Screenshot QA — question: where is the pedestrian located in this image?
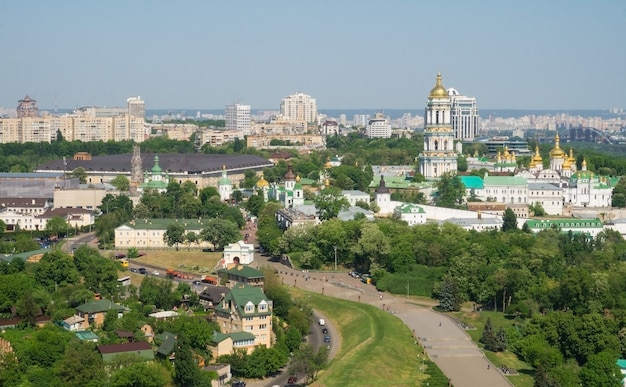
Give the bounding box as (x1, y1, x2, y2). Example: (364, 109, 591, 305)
(439, 321, 442, 327)
(487, 364, 490, 370)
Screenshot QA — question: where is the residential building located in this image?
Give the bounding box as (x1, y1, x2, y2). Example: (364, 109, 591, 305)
(217, 265, 265, 288)
(447, 88, 479, 141)
(482, 174, 528, 204)
(418, 73, 458, 178)
(321, 120, 339, 136)
(527, 182, 563, 215)
(17, 95, 38, 118)
(366, 112, 391, 138)
(98, 342, 154, 363)
(275, 206, 319, 230)
(213, 285, 273, 352)
(342, 190, 370, 206)
(280, 92, 317, 123)
(64, 299, 126, 331)
(127, 96, 145, 118)
(225, 104, 251, 135)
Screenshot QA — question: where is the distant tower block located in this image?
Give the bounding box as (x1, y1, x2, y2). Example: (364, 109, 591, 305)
(17, 95, 38, 118)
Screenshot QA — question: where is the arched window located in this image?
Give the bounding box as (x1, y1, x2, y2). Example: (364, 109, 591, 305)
(434, 140, 439, 150)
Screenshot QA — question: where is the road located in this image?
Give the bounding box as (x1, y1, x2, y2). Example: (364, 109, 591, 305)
(262, 257, 513, 387)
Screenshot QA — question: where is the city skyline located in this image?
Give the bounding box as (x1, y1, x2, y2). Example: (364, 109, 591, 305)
(2, 1, 625, 111)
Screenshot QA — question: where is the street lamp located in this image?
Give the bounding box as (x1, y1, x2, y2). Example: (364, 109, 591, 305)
(333, 245, 338, 272)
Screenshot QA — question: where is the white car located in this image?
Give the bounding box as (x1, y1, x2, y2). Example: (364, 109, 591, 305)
(152, 270, 160, 276)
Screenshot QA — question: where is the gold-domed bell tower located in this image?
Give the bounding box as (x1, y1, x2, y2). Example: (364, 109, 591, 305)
(418, 73, 458, 178)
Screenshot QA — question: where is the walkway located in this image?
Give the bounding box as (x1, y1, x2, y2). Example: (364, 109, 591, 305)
(270, 264, 512, 387)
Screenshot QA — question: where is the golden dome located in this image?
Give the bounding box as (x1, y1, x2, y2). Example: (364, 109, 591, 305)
(549, 134, 566, 159)
(532, 145, 543, 162)
(562, 158, 571, 169)
(256, 173, 269, 188)
(428, 73, 448, 99)
(296, 175, 301, 182)
(324, 178, 330, 188)
(529, 159, 536, 168)
(567, 148, 575, 163)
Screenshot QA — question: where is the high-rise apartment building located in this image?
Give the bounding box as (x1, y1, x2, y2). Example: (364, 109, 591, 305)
(127, 96, 145, 119)
(418, 73, 458, 178)
(225, 104, 251, 135)
(447, 88, 479, 141)
(280, 92, 317, 123)
(366, 112, 392, 138)
(17, 95, 38, 118)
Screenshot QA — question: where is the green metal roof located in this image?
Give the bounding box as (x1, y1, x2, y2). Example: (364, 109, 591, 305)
(617, 359, 626, 369)
(396, 203, 425, 214)
(215, 285, 271, 317)
(459, 176, 484, 189)
(156, 332, 177, 356)
(219, 265, 264, 279)
(75, 330, 99, 341)
(483, 175, 527, 186)
(369, 175, 435, 190)
(0, 248, 49, 263)
(524, 218, 603, 229)
(76, 299, 126, 314)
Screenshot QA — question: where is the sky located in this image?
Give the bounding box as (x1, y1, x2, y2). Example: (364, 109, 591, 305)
(2, 0, 625, 111)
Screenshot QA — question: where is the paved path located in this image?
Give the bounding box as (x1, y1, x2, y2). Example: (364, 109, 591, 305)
(268, 264, 512, 387)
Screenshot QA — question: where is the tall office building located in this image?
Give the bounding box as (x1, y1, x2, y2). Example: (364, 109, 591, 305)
(366, 112, 391, 138)
(280, 92, 317, 122)
(418, 73, 458, 178)
(17, 95, 38, 118)
(447, 88, 479, 141)
(225, 104, 251, 135)
(127, 96, 145, 119)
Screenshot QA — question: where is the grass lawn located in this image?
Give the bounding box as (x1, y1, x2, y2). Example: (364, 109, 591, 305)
(291, 289, 443, 387)
(116, 250, 223, 274)
(451, 310, 534, 387)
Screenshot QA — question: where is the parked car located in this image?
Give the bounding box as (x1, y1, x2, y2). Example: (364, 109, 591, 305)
(322, 328, 328, 334)
(287, 376, 297, 384)
(138, 268, 147, 275)
(192, 280, 201, 285)
(152, 270, 160, 276)
(130, 268, 138, 273)
(324, 335, 331, 343)
(232, 381, 246, 387)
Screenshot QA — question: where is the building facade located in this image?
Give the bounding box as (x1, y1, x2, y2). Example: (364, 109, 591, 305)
(366, 112, 392, 138)
(280, 92, 317, 123)
(447, 88, 479, 141)
(126, 97, 145, 118)
(418, 73, 458, 178)
(225, 104, 251, 135)
(17, 95, 38, 118)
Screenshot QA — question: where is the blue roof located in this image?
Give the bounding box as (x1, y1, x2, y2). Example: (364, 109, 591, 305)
(460, 176, 484, 189)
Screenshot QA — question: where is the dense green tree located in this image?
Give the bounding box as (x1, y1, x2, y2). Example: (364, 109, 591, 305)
(15, 291, 40, 327)
(173, 335, 212, 387)
(45, 216, 69, 238)
(70, 167, 88, 183)
(110, 175, 130, 191)
(139, 276, 177, 310)
(579, 351, 623, 387)
(163, 222, 186, 250)
(289, 343, 328, 384)
(200, 218, 240, 251)
(34, 250, 79, 291)
(185, 231, 199, 250)
(502, 208, 518, 232)
(457, 154, 468, 172)
(435, 172, 465, 208)
(245, 191, 265, 216)
(314, 186, 350, 220)
(437, 276, 462, 311)
(109, 361, 170, 387)
(56, 340, 104, 387)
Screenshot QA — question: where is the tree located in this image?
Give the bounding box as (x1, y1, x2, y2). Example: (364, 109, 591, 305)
(289, 343, 328, 384)
(109, 362, 170, 387)
(0, 219, 5, 237)
(457, 155, 468, 172)
(200, 218, 240, 251)
(45, 216, 69, 238)
(110, 175, 130, 191)
(173, 335, 212, 387)
(437, 276, 461, 311)
(70, 167, 88, 183)
(164, 222, 186, 250)
(314, 187, 350, 220)
(502, 208, 518, 232)
(579, 351, 623, 387)
(185, 231, 199, 251)
(232, 190, 243, 204)
(15, 291, 40, 327)
(56, 340, 104, 387)
(435, 172, 465, 208)
(245, 192, 265, 217)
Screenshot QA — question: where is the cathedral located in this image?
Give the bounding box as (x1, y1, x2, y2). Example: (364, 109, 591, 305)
(418, 73, 458, 178)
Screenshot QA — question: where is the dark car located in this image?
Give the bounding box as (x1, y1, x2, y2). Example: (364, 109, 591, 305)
(287, 376, 297, 384)
(232, 381, 246, 387)
(192, 280, 201, 285)
(138, 267, 147, 275)
(322, 328, 328, 334)
(130, 268, 138, 273)
(324, 335, 331, 343)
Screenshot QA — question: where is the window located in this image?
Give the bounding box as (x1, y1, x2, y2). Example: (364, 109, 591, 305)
(259, 324, 267, 329)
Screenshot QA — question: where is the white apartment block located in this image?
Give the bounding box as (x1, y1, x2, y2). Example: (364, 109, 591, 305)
(280, 92, 317, 123)
(225, 104, 251, 135)
(447, 88, 479, 141)
(127, 97, 145, 118)
(0, 115, 146, 144)
(366, 113, 392, 138)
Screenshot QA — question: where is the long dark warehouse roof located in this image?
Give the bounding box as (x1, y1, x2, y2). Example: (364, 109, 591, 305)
(35, 153, 273, 175)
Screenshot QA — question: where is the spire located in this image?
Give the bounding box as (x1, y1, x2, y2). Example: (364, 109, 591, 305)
(284, 163, 296, 181)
